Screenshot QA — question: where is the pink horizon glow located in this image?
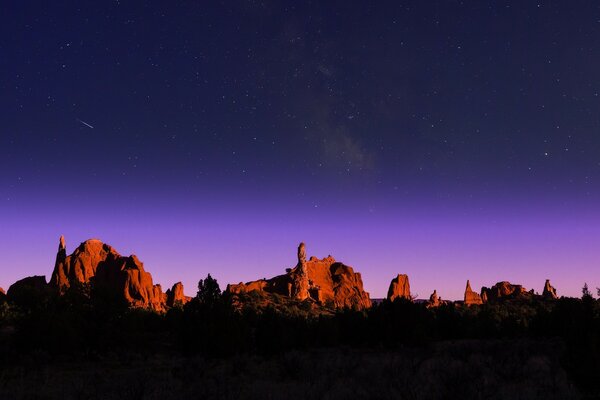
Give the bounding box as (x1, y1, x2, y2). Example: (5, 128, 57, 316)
(1, 192, 598, 301)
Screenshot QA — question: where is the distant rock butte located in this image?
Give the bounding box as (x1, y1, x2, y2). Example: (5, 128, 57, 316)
(464, 280, 483, 305)
(226, 242, 371, 310)
(543, 279, 558, 299)
(166, 282, 191, 307)
(427, 289, 441, 308)
(387, 274, 411, 301)
(50, 236, 186, 311)
(481, 281, 533, 302)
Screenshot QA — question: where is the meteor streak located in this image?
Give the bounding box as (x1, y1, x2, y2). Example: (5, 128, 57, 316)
(77, 118, 94, 129)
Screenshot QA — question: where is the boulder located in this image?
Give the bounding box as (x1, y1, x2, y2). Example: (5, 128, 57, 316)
(226, 242, 371, 310)
(481, 281, 531, 302)
(464, 280, 483, 305)
(49, 236, 166, 311)
(387, 274, 411, 301)
(542, 279, 558, 299)
(166, 282, 191, 307)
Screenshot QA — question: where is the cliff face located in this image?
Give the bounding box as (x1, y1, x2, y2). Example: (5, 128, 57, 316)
(464, 280, 483, 305)
(226, 243, 371, 310)
(387, 274, 411, 302)
(49, 236, 185, 311)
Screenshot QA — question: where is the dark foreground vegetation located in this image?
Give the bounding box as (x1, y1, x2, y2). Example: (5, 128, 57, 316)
(1, 276, 600, 399)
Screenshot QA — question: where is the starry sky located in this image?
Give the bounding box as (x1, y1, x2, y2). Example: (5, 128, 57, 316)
(1, 1, 600, 300)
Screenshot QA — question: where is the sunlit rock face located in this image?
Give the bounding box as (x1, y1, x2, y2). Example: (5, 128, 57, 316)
(542, 279, 558, 299)
(464, 280, 483, 305)
(51, 237, 112, 292)
(387, 274, 411, 302)
(166, 282, 191, 307)
(480, 281, 533, 302)
(226, 242, 371, 310)
(49, 236, 167, 311)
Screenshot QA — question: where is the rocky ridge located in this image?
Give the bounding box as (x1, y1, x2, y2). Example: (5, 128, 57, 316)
(226, 242, 371, 310)
(2, 237, 568, 313)
(7, 236, 189, 312)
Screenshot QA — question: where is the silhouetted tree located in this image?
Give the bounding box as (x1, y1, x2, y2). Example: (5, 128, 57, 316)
(196, 274, 222, 305)
(582, 283, 593, 299)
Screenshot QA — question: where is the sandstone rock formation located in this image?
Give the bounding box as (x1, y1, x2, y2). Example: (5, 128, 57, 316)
(427, 289, 441, 308)
(50, 236, 166, 311)
(166, 282, 191, 307)
(297, 242, 307, 265)
(291, 244, 310, 301)
(387, 274, 411, 302)
(464, 280, 483, 305)
(542, 279, 558, 299)
(226, 243, 371, 310)
(51, 237, 110, 292)
(0, 287, 5, 302)
(481, 281, 532, 302)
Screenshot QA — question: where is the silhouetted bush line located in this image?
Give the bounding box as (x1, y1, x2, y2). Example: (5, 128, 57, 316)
(1, 278, 600, 396)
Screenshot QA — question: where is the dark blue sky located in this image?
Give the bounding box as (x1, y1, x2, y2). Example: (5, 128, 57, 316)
(1, 1, 600, 299)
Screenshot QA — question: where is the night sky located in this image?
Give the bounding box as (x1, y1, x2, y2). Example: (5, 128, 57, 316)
(2, 1, 600, 300)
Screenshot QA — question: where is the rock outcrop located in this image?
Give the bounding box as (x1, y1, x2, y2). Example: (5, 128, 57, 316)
(291, 243, 310, 301)
(50, 236, 166, 311)
(51, 237, 110, 292)
(0, 287, 6, 302)
(464, 280, 483, 305)
(481, 281, 532, 302)
(7, 276, 49, 306)
(387, 274, 411, 302)
(542, 279, 558, 299)
(226, 242, 371, 310)
(166, 282, 191, 307)
(427, 289, 441, 308)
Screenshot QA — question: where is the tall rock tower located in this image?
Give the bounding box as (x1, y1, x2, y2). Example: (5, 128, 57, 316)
(464, 280, 483, 305)
(291, 242, 310, 300)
